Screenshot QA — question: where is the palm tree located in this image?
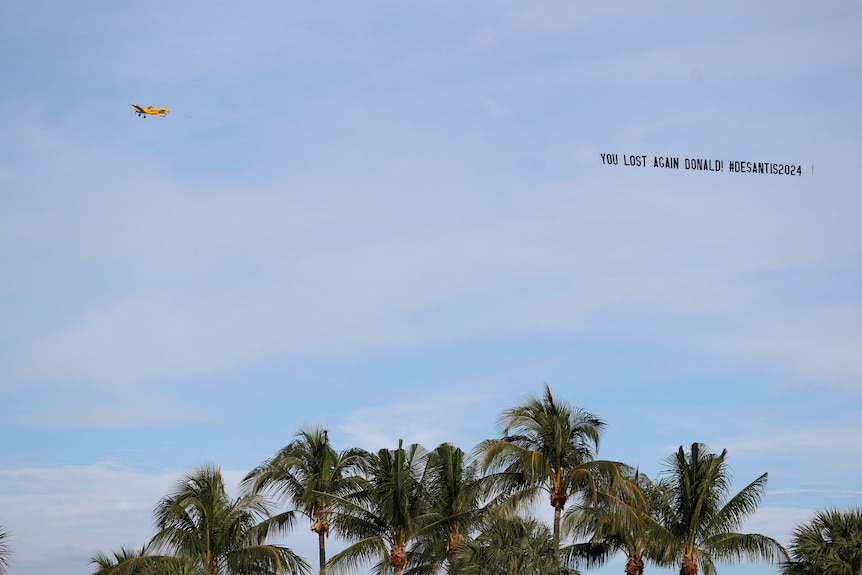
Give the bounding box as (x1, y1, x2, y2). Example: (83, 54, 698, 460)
(0, 527, 11, 575)
(419, 443, 487, 575)
(325, 440, 431, 575)
(91, 546, 207, 575)
(657, 442, 787, 575)
(458, 513, 576, 575)
(477, 384, 622, 549)
(149, 464, 309, 575)
(781, 508, 862, 575)
(92, 546, 149, 575)
(562, 469, 673, 575)
(243, 426, 367, 575)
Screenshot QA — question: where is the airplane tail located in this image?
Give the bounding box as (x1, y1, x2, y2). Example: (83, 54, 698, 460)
(162, 106, 169, 114)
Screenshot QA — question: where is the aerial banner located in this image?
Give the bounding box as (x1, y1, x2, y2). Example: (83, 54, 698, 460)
(600, 153, 809, 176)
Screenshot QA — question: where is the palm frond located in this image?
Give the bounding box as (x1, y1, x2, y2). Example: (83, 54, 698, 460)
(704, 532, 788, 565)
(326, 536, 389, 575)
(707, 472, 768, 535)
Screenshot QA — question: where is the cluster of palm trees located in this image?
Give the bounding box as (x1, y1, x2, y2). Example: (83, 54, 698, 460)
(88, 385, 858, 575)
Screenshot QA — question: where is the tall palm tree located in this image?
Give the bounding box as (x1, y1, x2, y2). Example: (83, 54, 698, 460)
(0, 527, 11, 575)
(657, 442, 787, 575)
(562, 470, 672, 575)
(419, 443, 487, 575)
(477, 384, 622, 549)
(781, 508, 862, 575)
(149, 464, 309, 575)
(243, 426, 367, 575)
(458, 513, 576, 575)
(325, 440, 431, 575)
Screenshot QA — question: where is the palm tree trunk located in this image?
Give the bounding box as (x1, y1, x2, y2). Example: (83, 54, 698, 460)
(550, 485, 567, 550)
(625, 554, 644, 575)
(552, 504, 563, 548)
(445, 530, 464, 575)
(680, 552, 698, 575)
(552, 503, 564, 573)
(312, 505, 330, 575)
(390, 540, 407, 575)
(318, 530, 326, 575)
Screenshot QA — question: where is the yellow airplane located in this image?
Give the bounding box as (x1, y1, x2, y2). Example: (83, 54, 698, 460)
(131, 103, 169, 118)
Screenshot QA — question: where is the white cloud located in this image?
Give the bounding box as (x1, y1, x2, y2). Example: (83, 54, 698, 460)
(0, 462, 175, 574)
(0, 462, 258, 575)
(339, 391, 496, 452)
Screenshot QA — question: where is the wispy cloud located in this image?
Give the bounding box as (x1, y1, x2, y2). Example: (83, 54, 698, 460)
(339, 391, 497, 452)
(0, 462, 258, 573)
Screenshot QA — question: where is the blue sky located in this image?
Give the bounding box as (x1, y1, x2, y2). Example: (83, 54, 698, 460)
(2, 1, 861, 574)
